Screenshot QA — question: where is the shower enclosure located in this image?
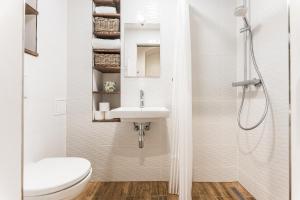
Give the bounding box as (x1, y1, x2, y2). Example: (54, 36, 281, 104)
(190, 0, 290, 199)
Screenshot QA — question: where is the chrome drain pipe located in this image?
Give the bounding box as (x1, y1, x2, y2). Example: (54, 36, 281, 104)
(134, 122, 151, 149)
(138, 124, 144, 148)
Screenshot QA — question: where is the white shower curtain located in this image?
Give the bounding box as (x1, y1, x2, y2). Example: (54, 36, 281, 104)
(169, 0, 193, 199)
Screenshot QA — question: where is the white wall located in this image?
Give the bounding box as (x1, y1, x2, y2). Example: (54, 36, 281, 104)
(67, 0, 175, 181)
(291, 0, 300, 199)
(190, 0, 238, 182)
(0, 0, 23, 199)
(24, 0, 67, 163)
(236, 0, 290, 199)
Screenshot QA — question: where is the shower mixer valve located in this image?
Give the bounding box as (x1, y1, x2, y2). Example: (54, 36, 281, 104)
(232, 78, 262, 88)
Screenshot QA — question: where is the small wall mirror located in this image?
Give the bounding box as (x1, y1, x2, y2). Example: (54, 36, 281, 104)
(124, 23, 160, 77)
(136, 44, 160, 77)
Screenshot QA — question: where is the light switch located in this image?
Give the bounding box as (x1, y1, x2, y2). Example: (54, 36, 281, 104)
(54, 99, 66, 116)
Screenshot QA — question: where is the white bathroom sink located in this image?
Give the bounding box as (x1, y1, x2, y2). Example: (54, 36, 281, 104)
(108, 107, 169, 122)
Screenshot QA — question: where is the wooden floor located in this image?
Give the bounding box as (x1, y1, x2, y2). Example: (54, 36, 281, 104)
(76, 181, 255, 200)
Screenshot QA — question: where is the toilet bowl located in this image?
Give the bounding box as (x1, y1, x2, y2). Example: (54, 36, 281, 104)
(24, 157, 92, 200)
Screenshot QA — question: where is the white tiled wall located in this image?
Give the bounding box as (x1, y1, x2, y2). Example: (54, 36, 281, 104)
(190, 0, 239, 182)
(24, 0, 67, 163)
(291, 1, 300, 199)
(67, 0, 175, 181)
(236, 0, 290, 199)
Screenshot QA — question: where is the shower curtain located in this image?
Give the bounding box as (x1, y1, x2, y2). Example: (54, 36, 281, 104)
(169, 0, 193, 199)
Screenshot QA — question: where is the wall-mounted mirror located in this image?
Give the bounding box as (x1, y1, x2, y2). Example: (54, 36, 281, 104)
(124, 23, 160, 77)
(136, 44, 160, 77)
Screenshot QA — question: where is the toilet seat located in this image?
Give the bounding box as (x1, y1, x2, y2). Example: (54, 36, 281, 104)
(24, 157, 92, 199)
(24, 169, 92, 200)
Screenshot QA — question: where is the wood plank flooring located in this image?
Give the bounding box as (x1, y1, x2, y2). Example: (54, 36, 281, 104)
(76, 182, 255, 200)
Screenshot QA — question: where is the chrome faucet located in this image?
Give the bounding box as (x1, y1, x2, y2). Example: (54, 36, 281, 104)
(140, 90, 144, 108)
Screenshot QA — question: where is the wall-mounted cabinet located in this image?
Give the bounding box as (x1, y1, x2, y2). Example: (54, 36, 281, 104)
(25, 0, 38, 57)
(92, 0, 121, 122)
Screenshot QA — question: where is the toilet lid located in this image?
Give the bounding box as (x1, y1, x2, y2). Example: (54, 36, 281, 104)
(24, 157, 91, 197)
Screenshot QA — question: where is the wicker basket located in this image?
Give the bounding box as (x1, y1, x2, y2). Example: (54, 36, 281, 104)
(94, 53, 120, 67)
(94, 17, 119, 32)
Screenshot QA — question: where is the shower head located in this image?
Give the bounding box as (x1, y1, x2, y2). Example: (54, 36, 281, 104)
(234, 5, 250, 28)
(234, 6, 248, 17)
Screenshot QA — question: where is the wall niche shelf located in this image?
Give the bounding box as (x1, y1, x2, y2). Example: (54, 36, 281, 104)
(93, 13, 120, 18)
(93, 91, 120, 95)
(94, 65, 120, 73)
(25, 3, 38, 15)
(92, 0, 121, 123)
(25, 1, 39, 57)
(94, 31, 121, 39)
(93, 119, 121, 123)
(93, 0, 120, 7)
(25, 48, 39, 57)
(93, 49, 120, 53)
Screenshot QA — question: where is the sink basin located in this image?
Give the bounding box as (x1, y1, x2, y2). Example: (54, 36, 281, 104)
(108, 107, 170, 122)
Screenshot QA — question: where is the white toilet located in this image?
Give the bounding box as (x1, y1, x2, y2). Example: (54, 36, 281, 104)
(23, 157, 92, 200)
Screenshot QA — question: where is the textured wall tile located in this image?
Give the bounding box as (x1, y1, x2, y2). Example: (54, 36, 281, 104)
(193, 145, 237, 168)
(193, 166, 238, 182)
(236, 0, 290, 199)
(190, 0, 239, 182)
(91, 167, 162, 182)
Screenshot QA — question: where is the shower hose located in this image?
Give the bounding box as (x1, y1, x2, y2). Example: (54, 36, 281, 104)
(238, 28, 270, 131)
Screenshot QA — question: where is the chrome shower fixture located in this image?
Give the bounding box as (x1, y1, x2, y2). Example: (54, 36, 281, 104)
(234, 5, 250, 33)
(232, 78, 262, 88)
(140, 89, 145, 108)
(232, 4, 270, 131)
